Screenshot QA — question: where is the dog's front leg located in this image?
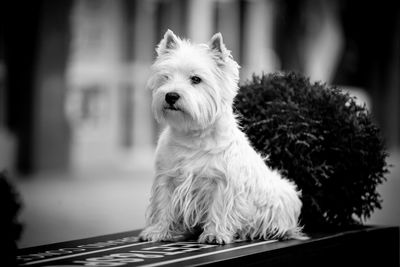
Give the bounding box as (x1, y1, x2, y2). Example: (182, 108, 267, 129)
(198, 182, 236, 244)
(139, 175, 177, 242)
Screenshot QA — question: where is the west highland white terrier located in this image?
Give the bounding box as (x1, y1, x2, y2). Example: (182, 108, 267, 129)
(139, 30, 305, 244)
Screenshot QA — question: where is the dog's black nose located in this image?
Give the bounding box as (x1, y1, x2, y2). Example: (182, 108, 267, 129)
(165, 92, 180, 105)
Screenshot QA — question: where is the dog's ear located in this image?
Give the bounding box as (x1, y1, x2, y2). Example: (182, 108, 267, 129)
(157, 29, 180, 56)
(208, 33, 229, 60)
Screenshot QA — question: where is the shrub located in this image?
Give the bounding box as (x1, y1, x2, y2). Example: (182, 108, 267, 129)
(0, 171, 22, 266)
(235, 72, 389, 229)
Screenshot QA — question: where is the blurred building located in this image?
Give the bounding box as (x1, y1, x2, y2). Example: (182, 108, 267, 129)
(1, 0, 399, 175)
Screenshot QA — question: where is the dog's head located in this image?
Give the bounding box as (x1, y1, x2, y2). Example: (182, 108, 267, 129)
(148, 30, 240, 132)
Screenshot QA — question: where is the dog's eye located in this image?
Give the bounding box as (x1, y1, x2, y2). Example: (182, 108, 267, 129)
(190, 76, 202, 85)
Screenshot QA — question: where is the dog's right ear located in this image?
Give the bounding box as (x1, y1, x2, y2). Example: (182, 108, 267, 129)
(156, 29, 180, 56)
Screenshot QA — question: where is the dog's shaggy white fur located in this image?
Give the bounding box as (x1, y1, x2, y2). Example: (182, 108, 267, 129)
(139, 30, 304, 244)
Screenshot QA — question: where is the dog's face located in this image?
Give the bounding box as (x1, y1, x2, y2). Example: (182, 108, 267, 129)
(148, 30, 240, 132)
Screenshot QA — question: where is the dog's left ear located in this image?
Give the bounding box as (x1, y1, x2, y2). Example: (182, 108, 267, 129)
(208, 33, 229, 61)
(157, 29, 180, 56)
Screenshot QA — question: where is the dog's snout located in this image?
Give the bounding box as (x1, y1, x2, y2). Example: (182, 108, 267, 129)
(165, 92, 180, 105)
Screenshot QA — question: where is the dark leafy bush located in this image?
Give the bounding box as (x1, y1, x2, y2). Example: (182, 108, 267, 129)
(235, 72, 389, 229)
(0, 171, 22, 266)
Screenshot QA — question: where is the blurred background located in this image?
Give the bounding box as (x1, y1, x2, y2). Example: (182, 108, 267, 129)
(0, 0, 399, 248)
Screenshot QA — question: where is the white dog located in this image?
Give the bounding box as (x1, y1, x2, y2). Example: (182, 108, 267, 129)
(139, 30, 304, 244)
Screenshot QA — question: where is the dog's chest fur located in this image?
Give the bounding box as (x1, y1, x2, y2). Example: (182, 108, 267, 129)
(156, 128, 231, 228)
(156, 127, 232, 180)
(172, 152, 222, 229)
(162, 139, 226, 190)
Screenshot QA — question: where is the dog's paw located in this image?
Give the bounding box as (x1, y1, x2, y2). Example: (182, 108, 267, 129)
(139, 226, 174, 242)
(198, 232, 233, 245)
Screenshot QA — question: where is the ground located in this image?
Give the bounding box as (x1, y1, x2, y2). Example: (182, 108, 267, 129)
(15, 149, 399, 248)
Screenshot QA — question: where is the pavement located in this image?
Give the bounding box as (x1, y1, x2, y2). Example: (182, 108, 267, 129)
(14, 148, 399, 249)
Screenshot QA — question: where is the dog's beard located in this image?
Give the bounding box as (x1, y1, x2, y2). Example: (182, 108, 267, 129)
(161, 103, 193, 130)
